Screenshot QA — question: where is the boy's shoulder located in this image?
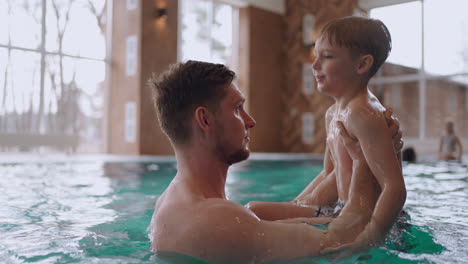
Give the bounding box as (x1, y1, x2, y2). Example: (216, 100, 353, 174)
(348, 101, 381, 119)
(348, 92, 384, 118)
(346, 97, 386, 136)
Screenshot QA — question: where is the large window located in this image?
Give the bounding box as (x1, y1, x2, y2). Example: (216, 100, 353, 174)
(178, 0, 238, 70)
(371, 1, 422, 70)
(0, 0, 107, 153)
(367, 0, 468, 139)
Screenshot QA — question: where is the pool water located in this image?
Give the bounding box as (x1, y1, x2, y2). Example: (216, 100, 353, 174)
(1, 158, 467, 263)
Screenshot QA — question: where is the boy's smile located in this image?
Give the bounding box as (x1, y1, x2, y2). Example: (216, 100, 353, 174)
(312, 37, 361, 98)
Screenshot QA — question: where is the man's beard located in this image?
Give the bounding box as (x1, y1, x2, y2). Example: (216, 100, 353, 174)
(214, 127, 250, 165)
(225, 147, 250, 165)
(215, 139, 250, 165)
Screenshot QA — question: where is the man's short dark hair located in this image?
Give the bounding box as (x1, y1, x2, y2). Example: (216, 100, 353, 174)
(148, 60, 235, 145)
(318, 16, 392, 78)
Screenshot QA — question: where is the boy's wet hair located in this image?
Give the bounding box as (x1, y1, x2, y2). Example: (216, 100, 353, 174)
(148, 60, 235, 145)
(318, 16, 392, 78)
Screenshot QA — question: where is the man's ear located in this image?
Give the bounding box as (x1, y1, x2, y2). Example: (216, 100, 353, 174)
(356, 54, 374, 75)
(194, 106, 212, 132)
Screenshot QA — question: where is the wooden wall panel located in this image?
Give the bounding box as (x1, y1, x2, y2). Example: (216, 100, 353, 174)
(108, 0, 141, 154)
(240, 7, 286, 152)
(283, 0, 357, 153)
(139, 0, 178, 155)
(108, 0, 362, 155)
(108, 0, 177, 155)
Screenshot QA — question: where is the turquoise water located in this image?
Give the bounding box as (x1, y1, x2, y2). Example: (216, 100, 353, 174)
(0, 158, 467, 263)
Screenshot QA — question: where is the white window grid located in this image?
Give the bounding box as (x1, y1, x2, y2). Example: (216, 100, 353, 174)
(361, 0, 468, 139)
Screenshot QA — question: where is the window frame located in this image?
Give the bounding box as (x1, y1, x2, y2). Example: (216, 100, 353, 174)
(0, 0, 109, 153)
(362, 0, 468, 140)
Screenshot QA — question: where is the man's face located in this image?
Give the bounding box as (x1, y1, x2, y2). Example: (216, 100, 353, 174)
(212, 84, 256, 165)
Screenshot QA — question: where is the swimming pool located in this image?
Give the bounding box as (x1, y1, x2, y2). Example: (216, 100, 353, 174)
(1, 156, 467, 263)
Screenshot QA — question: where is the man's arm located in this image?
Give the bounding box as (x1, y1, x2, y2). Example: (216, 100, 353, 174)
(245, 201, 319, 221)
(346, 109, 406, 243)
(245, 148, 336, 220)
(191, 199, 326, 264)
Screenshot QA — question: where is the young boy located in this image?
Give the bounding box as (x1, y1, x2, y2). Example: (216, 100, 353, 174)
(248, 16, 406, 251)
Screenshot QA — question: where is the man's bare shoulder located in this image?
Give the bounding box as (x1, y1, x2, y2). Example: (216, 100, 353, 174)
(192, 198, 260, 229)
(152, 197, 260, 263)
(154, 190, 259, 234)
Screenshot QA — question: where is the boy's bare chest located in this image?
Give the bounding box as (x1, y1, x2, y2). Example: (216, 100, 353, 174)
(327, 115, 353, 200)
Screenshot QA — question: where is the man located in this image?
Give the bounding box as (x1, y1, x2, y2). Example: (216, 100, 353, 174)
(148, 60, 401, 263)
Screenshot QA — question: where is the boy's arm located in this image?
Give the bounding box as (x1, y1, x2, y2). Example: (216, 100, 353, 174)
(295, 147, 338, 205)
(295, 108, 400, 205)
(346, 109, 406, 244)
(247, 148, 336, 220)
(296, 106, 337, 204)
(247, 110, 401, 221)
(301, 169, 338, 206)
(249, 117, 401, 221)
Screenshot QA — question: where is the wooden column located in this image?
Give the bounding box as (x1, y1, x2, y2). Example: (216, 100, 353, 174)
(238, 6, 286, 152)
(108, 0, 177, 155)
(283, 0, 357, 153)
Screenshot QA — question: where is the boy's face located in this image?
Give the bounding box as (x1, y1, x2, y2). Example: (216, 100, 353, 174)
(312, 37, 361, 97)
(212, 83, 256, 165)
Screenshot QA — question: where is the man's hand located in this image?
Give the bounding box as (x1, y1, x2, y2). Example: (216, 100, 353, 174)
(337, 121, 364, 161)
(337, 109, 403, 162)
(384, 109, 404, 156)
(321, 220, 383, 260)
